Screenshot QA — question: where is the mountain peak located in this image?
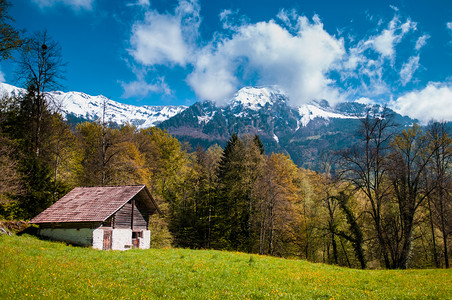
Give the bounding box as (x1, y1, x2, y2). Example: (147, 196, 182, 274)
(230, 86, 286, 110)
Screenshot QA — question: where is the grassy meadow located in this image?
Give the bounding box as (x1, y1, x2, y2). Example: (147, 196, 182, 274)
(1, 234, 451, 299)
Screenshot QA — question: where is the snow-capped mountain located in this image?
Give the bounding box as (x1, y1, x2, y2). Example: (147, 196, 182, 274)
(0, 83, 187, 128)
(158, 86, 414, 168)
(0, 83, 414, 169)
(160, 86, 380, 141)
(188, 86, 374, 130)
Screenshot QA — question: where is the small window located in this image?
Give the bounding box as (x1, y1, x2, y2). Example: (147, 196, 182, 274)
(132, 231, 142, 239)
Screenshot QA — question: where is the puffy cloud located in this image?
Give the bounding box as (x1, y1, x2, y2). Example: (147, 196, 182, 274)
(354, 97, 375, 105)
(390, 83, 452, 124)
(31, 0, 93, 10)
(120, 78, 172, 98)
(128, 0, 200, 67)
(373, 29, 397, 58)
(186, 46, 239, 104)
(448, 22, 452, 31)
(189, 15, 345, 104)
(400, 55, 420, 86)
(125, 4, 435, 108)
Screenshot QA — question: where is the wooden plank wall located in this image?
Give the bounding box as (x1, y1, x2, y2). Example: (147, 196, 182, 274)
(113, 198, 148, 229)
(133, 204, 147, 229)
(114, 202, 132, 228)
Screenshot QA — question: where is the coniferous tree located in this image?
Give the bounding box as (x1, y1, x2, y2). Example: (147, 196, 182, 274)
(213, 133, 244, 250)
(213, 134, 265, 252)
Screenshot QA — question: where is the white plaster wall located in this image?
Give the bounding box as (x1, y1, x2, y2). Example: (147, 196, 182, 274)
(39, 228, 94, 246)
(112, 229, 132, 251)
(92, 228, 104, 250)
(140, 230, 151, 249)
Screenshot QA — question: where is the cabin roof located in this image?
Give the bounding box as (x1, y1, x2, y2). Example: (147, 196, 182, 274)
(30, 185, 161, 224)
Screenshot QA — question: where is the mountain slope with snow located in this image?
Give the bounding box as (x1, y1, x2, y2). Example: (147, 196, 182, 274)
(0, 83, 187, 128)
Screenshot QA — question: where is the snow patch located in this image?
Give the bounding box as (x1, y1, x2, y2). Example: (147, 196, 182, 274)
(298, 104, 359, 127)
(197, 111, 216, 125)
(231, 87, 276, 110)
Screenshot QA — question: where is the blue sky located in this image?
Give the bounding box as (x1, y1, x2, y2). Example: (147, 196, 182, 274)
(2, 0, 452, 123)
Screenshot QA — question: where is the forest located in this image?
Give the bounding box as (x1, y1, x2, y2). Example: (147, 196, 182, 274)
(0, 1, 450, 270)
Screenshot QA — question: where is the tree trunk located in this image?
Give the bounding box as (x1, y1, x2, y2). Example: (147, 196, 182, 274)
(331, 232, 338, 265)
(443, 232, 449, 269)
(398, 210, 415, 269)
(428, 197, 440, 267)
(268, 194, 274, 255)
(374, 216, 391, 268)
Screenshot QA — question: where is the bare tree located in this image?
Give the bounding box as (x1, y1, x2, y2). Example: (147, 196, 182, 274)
(426, 122, 452, 268)
(387, 124, 439, 269)
(16, 30, 65, 157)
(339, 107, 395, 268)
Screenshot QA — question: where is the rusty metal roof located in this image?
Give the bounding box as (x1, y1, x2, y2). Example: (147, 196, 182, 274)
(30, 185, 158, 224)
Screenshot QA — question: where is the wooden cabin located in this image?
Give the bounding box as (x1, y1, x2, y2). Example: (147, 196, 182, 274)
(30, 185, 161, 250)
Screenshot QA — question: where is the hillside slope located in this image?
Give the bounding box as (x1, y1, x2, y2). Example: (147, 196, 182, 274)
(1, 234, 450, 299)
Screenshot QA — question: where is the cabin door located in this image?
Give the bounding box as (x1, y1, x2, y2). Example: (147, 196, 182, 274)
(132, 231, 142, 248)
(103, 230, 112, 250)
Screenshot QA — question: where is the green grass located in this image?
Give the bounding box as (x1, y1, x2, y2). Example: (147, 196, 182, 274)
(1, 234, 451, 299)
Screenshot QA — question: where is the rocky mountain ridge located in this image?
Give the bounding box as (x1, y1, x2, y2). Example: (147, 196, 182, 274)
(157, 86, 414, 168)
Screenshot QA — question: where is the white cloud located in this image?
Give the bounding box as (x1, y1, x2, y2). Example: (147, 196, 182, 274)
(120, 78, 172, 98)
(389, 5, 399, 12)
(390, 83, 452, 124)
(31, 0, 93, 10)
(186, 46, 238, 104)
(354, 97, 375, 105)
(188, 15, 346, 104)
(127, 0, 150, 7)
(129, 13, 188, 66)
(415, 34, 429, 51)
(339, 14, 421, 100)
(400, 55, 420, 86)
(369, 16, 416, 60)
(125, 4, 434, 107)
(128, 0, 200, 67)
(0, 69, 5, 82)
(373, 29, 397, 58)
(448, 22, 452, 31)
